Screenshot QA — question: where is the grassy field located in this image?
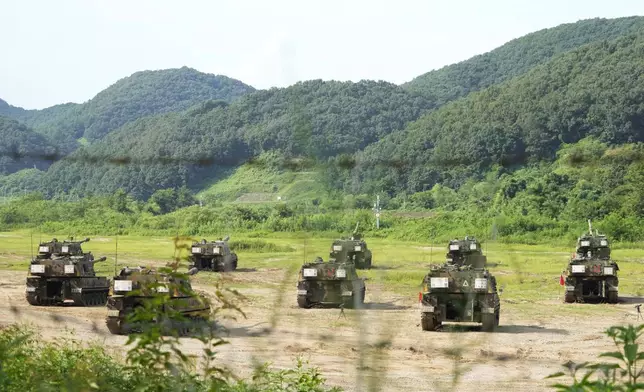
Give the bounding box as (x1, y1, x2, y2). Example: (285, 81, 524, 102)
(196, 162, 324, 204)
(3, 229, 644, 306)
(3, 230, 644, 391)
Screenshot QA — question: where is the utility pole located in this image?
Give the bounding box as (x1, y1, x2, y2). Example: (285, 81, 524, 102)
(372, 195, 381, 229)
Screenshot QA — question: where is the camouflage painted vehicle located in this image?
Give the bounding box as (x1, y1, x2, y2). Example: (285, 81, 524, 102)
(296, 257, 366, 308)
(25, 237, 109, 306)
(419, 236, 500, 332)
(189, 236, 238, 272)
(105, 266, 211, 335)
(563, 220, 619, 304)
(329, 223, 372, 269)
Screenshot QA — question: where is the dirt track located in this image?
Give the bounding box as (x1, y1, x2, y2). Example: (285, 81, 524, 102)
(1, 269, 641, 392)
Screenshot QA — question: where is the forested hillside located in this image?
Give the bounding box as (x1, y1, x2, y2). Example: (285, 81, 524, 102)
(2, 16, 644, 244)
(0, 67, 255, 144)
(37, 80, 431, 199)
(354, 31, 644, 195)
(0, 116, 57, 175)
(404, 16, 644, 107)
(0, 99, 28, 118)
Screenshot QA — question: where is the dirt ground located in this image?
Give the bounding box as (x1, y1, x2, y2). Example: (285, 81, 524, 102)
(1, 269, 641, 392)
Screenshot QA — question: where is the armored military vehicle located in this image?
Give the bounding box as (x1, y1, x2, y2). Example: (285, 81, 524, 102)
(419, 236, 500, 332)
(563, 220, 619, 303)
(25, 237, 109, 306)
(329, 223, 372, 269)
(296, 257, 366, 308)
(105, 266, 211, 335)
(189, 236, 238, 272)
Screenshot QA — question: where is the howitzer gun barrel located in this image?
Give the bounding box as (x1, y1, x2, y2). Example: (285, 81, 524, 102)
(65, 237, 91, 244)
(94, 256, 107, 262)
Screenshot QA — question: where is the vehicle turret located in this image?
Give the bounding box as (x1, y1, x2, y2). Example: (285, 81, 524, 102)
(329, 223, 373, 269)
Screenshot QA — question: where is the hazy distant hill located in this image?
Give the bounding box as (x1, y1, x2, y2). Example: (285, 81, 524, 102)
(404, 16, 644, 107)
(0, 67, 255, 144)
(39, 80, 432, 198)
(0, 116, 57, 175)
(3, 16, 644, 205)
(0, 99, 28, 118)
(356, 31, 644, 194)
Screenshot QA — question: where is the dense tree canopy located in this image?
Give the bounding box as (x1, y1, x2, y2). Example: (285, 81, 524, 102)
(2, 14, 644, 227)
(404, 16, 644, 107)
(0, 116, 57, 175)
(355, 32, 644, 195)
(0, 67, 255, 144)
(0, 99, 28, 118)
(37, 80, 431, 198)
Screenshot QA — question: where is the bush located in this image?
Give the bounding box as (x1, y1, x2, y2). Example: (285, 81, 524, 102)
(547, 324, 644, 391)
(0, 324, 341, 392)
(0, 257, 341, 392)
(228, 239, 295, 253)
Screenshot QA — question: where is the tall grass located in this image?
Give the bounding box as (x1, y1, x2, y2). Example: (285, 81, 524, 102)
(0, 324, 341, 392)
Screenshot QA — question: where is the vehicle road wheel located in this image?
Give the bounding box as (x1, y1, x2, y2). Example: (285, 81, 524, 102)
(607, 290, 618, 304)
(564, 292, 576, 303)
(106, 317, 124, 335)
(26, 294, 40, 306)
(297, 295, 310, 308)
(232, 258, 238, 271)
(421, 313, 437, 331)
(481, 312, 497, 332)
(360, 288, 366, 304)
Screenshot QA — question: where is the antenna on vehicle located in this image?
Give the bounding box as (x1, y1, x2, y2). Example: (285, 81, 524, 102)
(30, 231, 34, 261)
(114, 233, 118, 276)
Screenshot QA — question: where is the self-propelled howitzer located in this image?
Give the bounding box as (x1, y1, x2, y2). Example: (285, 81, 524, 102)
(419, 236, 500, 332)
(189, 236, 238, 272)
(328, 223, 373, 269)
(25, 237, 110, 306)
(105, 266, 211, 335)
(563, 220, 619, 303)
(296, 257, 366, 308)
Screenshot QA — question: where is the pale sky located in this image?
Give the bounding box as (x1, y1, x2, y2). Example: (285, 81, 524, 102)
(2, 0, 643, 109)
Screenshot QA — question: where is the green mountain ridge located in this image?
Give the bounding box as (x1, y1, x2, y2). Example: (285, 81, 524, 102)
(0, 98, 28, 118)
(354, 31, 644, 195)
(0, 67, 255, 145)
(1, 16, 644, 211)
(403, 16, 644, 106)
(0, 116, 57, 175)
(37, 80, 432, 199)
